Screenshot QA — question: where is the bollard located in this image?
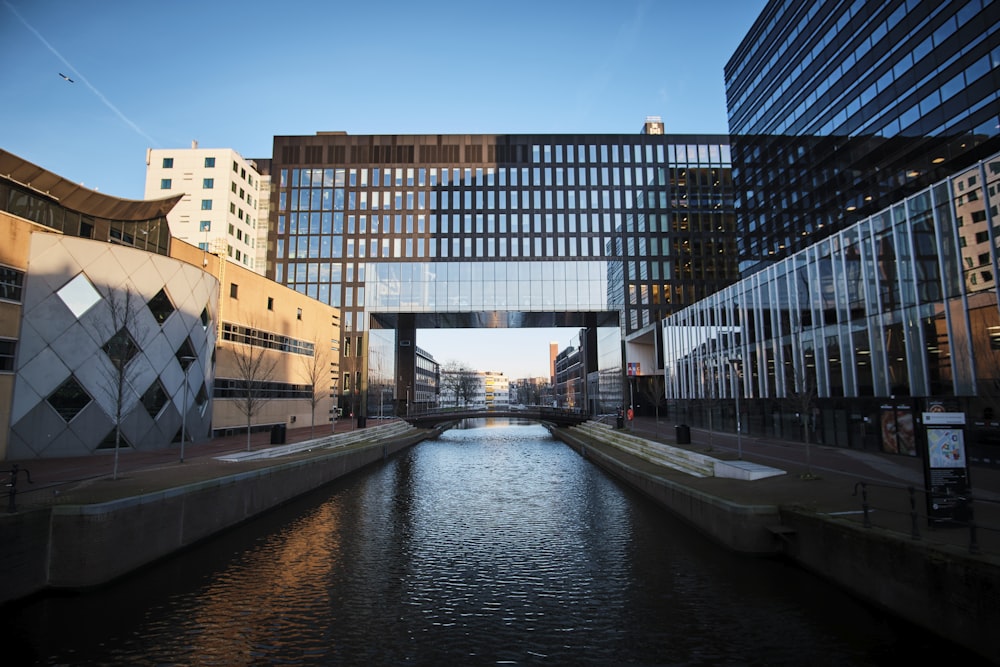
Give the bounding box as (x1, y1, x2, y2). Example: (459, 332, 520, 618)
(969, 520, 980, 555)
(4, 464, 33, 513)
(908, 487, 921, 540)
(853, 482, 871, 528)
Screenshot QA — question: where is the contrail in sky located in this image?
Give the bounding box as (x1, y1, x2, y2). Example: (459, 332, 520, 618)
(4, 1, 161, 147)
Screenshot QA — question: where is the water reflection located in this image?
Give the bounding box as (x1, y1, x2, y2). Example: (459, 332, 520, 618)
(1, 421, 981, 665)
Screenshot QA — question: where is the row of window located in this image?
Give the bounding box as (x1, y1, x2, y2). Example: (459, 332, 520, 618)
(278, 145, 730, 191)
(278, 212, 733, 239)
(0, 265, 25, 302)
(213, 378, 312, 400)
(281, 166, 725, 194)
(220, 321, 314, 356)
(160, 155, 256, 187)
(278, 187, 727, 215)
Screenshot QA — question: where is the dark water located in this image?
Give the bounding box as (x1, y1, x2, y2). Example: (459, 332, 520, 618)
(0, 420, 985, 665)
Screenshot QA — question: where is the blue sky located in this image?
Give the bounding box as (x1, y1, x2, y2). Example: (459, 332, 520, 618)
(1, 0, 767, 378)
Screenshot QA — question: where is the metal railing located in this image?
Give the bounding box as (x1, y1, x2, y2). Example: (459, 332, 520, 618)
(3, 464, 32, 513)
(851, 481, 997, 555)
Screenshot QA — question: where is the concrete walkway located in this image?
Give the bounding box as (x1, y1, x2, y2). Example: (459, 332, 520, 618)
(619, 416, 1000, 555)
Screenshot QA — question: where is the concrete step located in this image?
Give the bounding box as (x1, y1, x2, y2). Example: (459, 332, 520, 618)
(571, 421, 715, 478)
(217, 420, 416, 462)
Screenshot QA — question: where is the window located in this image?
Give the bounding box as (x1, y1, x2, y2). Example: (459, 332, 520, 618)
(267, 296, 274, 310)
(204, 157, 216, 168)
(57, 274, 101, 318)
(203, 178, 214, 189)
(0, 339, 15, 372)
(47, 377, 92, 421)
(230, 283, 239, 299)
(147, 288, 175, 324)
(296, 307, 302, 321)
(199, 220, 211, 232)
(201, 199, 212, 210)
(160, 178, 172, 189)
(162, 157, 173, 168)
(0, 266, 25, 302)
(141, 380, 168, 418)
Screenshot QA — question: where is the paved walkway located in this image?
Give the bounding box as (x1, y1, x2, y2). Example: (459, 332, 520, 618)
(620, 416, 1000, 555)
(4, 415, 998, 556)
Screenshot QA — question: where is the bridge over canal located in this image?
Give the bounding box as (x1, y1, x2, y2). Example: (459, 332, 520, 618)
(403, 407, 591, 428)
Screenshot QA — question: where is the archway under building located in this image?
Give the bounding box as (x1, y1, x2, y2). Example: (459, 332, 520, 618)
(360, 310, 623, 422)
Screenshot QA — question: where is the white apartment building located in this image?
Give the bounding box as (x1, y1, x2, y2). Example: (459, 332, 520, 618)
(439, 369, 510, 409)
(479, 371, 510, 408)
(144, 145, 264, 273)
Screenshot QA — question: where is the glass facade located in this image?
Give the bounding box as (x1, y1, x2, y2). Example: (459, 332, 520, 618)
(727, 0, 1000, 274)
(268, 133, 736, 413)
(662, 152, 1000, 462)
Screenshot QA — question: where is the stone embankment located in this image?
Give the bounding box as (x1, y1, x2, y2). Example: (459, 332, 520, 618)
(0, 421, 434, 605)
(550, 420, 1000, 665)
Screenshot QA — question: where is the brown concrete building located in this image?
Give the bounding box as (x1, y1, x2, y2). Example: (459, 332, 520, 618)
(0, 149, 339, 458)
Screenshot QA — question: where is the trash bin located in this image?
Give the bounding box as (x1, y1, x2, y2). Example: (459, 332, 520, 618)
(616, 416, 624, 429)
(357, 415, 367, 428)
(270, 423, 287, 444)
(675, 424, 691, 444)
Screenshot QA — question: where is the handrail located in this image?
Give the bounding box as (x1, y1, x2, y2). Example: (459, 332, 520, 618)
(851, 480, 996, 555)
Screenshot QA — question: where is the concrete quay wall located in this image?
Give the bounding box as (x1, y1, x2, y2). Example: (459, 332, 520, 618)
(778, 509, 1000, 665)
(551, 426, 784, 554)
(0, 430, 428, 604)
(551, 425, 1000, 665)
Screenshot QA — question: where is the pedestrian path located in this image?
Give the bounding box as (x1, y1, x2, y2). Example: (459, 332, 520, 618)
(622, 416, 1000, 555)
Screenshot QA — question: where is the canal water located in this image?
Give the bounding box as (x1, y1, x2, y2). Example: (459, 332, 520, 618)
(0, 420, 982, 665)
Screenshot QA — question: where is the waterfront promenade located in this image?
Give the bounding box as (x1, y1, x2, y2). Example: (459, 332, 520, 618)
(3, 414, 1000, 662)
(4, 415, 999, 555)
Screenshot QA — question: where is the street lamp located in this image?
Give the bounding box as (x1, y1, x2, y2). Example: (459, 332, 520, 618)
(728, 358, 742, 460)
(180, 356, 197, 463)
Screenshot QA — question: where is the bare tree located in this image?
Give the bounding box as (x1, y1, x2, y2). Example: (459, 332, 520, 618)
(230, 325, 279, 451)
(785, 364, 819, 478)
(99, 286, 143, 480)
(300, 334, 334, 438)
(441, 361, 478, 407)
(637, 374, 669, 436)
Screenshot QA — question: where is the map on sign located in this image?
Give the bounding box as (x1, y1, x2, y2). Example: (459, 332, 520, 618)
(927, 428, 966, 468)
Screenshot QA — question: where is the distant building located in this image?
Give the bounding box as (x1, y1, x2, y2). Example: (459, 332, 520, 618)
(510, 377, 550, 407)
(478, 371, 510, 408)
(439, 368, 509, 408)
(413, 345, 440, 412)
(144, 145, 265, 274)
(554, 331, 586, 409)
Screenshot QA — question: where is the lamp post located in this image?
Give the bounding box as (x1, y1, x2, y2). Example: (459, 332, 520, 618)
(180, 356, 197, 463)
(728, 358, 742, 460)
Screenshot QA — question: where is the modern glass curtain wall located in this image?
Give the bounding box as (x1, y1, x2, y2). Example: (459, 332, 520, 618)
(662, 152, 1000, 450)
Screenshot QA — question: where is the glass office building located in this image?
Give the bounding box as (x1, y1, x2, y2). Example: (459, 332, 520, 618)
(727, 0, 1000, 274)
(662, 151, 1000, 462)
(267, 130, 736, 416)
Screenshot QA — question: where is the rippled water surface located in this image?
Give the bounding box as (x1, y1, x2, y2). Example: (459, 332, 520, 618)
(1, 421, 979, 665)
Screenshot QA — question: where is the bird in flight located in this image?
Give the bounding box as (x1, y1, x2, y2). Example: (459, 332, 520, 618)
(59, 72, 74, 83)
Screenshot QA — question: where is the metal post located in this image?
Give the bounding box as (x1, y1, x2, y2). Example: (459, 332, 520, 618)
(728, 359, 742, 460)
(180, 356, 197, 463)
(907, 487, 921, 540)
(854, 482, 871, 528)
